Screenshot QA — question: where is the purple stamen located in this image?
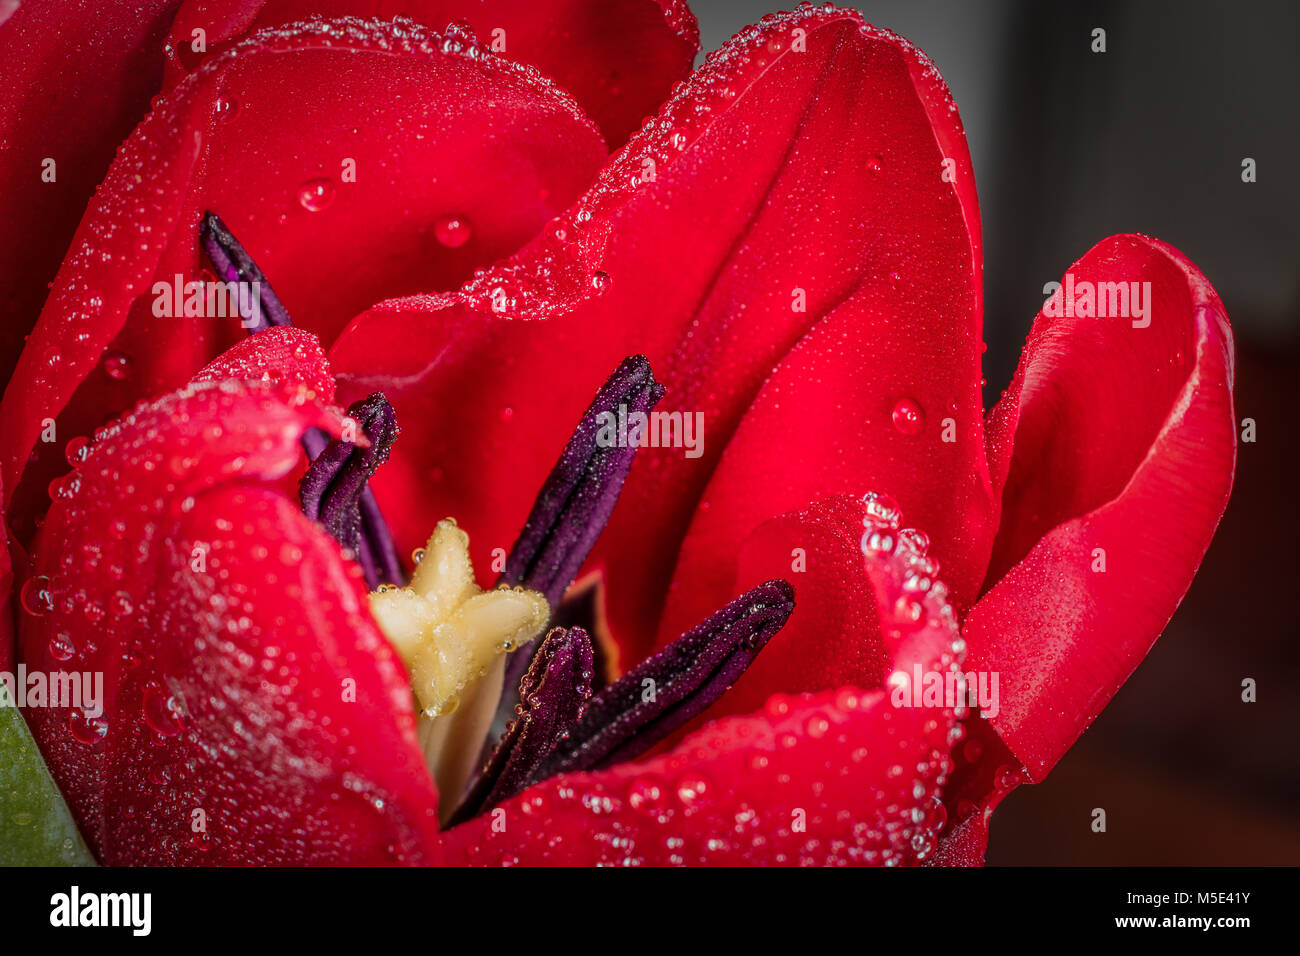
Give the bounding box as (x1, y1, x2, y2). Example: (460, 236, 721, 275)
(299, 394, 401, 589)
(199, 211, 293, 332)
(448, 627, 594, 826)
(201, 211, 404, 587)
(491, 355, 663, 737)
(500, 354, 665, 608)
(534, 580, 794, 778)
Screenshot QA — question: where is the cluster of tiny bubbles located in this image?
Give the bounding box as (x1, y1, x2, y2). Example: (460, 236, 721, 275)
(857, 491, 967, 861)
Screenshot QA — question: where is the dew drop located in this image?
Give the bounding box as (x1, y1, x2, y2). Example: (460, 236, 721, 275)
(891, 398, 924, 435)
(214, 95, 238, 121)
(626, 778, 664, 812)
(142, 682, 185, 738)
(48, 634, 75, 662)
(590, 270, 611, 294)
(676, 773, 710, 806)
(68, 710, 109, 746)
(101, 349, 132, 380)
(995, 764, 1024, 792)
(433, 214, 472, 248)
(297, 178, 336, 212)
(20, 576, 53, 616)
(866, 154, 884, 175)
(64, 436, 90, 467)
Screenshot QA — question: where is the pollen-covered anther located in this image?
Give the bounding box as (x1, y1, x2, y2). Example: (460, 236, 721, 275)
(368, 518, 549, 718)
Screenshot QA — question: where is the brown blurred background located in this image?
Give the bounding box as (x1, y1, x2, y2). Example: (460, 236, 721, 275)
(694, 0, 1300, 864)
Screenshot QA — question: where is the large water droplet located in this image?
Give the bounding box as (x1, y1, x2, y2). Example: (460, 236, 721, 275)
(20, 576, 53, 616)
(891, 398, 924, 435)
(68, 710, 109, 746)
(297, 178, 336, 212)
(433, 214, 472, 248)
(143, 682, 185, 738)
(101, 349, 132, 381)
(48, 634, 75, 662)
(64, 436, 90, 467)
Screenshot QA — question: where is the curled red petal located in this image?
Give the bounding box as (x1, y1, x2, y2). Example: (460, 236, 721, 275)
(17, 379, 441, 864)
(165, 0, 698, 146)
(191, 325, 336, 401)
(0, 15, 607, 540)
(0, 0, 183, 382)
(447, 492, 965, 866)
(331, 7, 991, 666)
(966, 234, 1236, 780)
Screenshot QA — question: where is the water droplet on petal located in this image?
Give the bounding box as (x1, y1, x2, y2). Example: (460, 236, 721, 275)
(866, 155, 884, 175)
(64, 436, 90, 466)
(297, 178, 336, 212)
(214, 95, 238, 121)
(101, 349, 132, 380)
(590, 270, 611, 294)
(48, 634, 75, 662)
(434, 214, 472, 248)
(20, 576, 53, 616)
(891, 398, 924, 435)
(676, 773, 710, 806)
(68, 710, 109, 746)
(143, 682, 185, 738)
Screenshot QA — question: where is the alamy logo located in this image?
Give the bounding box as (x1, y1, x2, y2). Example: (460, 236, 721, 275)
(889, 664, 1000, 718)
(0, 666, 102, 714)
(595, 404, 704, 459)
(152, 273, 262, 328)
(50, 886, 151, 936)
(1042, 273, 1152, 327)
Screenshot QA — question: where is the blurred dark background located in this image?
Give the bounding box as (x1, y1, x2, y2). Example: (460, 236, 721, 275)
(695, 0, 1300, 864)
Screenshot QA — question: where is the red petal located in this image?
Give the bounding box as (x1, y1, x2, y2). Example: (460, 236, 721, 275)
(330, 8, 992, 665)
(966, 234, 1236, 780)
(17, 379, 442, 864)
(711, 496, 897, 717)
(446, 493, 964, 866)
(192, 325, 336, 401)
(0, 16, 606, 537)
(0, 0, 183, 382)
(165, 0, 698, 146)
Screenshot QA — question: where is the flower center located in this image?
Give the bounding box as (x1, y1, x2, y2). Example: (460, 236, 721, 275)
(200, 210, 798, 828)
(367, 519, 548, 811)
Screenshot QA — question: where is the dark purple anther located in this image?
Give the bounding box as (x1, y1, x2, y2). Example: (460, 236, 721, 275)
(299, 393, 403, 588)
(201, 211, 404, 587)
(534, 580, 794, 778)
(500, 354, 665, 608)
(448, 627, 594, 826)
(491, 355, 664, 737)
(199, 211, 293, 332)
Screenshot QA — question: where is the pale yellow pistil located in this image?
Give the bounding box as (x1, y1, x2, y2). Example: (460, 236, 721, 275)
(368, 519, 548, 818)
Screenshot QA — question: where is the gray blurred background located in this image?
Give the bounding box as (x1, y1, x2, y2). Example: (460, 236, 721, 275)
(694, 0, 1300, 865)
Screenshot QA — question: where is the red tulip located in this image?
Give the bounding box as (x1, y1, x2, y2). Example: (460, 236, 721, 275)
(1, 3, 1234, 866)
